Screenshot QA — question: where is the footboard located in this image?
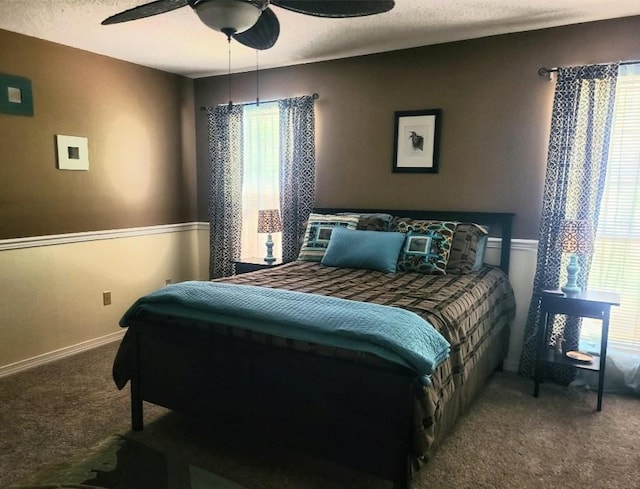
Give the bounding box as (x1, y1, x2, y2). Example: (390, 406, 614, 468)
(127, 318, 416, 489)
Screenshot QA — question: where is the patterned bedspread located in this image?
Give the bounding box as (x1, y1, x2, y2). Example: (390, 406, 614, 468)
(224, 261, 514, 383)
(219, 261, 516, 456)
(113, 261, 515, 459)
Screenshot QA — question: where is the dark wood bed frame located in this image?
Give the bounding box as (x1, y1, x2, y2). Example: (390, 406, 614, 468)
(125, 209, 514, 489)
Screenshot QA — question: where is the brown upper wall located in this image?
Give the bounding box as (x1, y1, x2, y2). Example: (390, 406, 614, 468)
(194, 16, 640, 239)
(0, 29, 196, 239)
(3, 16, 638, 241)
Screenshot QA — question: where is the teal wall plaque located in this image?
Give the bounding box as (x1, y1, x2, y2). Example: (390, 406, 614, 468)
(0, 74, 34, 116)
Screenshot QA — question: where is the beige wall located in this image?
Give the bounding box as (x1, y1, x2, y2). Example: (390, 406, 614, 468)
(0, 29, 197, 239)
(0, 228, 209, 373)
(194, 16, 640, 239)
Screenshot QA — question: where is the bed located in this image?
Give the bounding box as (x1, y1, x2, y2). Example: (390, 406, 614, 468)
(112, 208, 516, 489)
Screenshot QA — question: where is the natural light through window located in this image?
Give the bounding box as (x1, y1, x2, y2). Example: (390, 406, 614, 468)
(241, 102, 282, 261)
(582, 64, 640, 354)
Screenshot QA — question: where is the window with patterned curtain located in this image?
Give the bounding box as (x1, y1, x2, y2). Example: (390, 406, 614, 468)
(580, 64, 640, 382)
(518, 63, 619, 382)
(206, 95, 316, 277)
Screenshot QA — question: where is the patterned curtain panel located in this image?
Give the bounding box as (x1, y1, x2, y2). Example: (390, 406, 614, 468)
(278, 95, 317, 262)
(519, 64, 619, 380)
(206, 104, 244, 279)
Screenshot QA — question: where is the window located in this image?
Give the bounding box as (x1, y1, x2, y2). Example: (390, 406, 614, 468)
(583, 64, 640, 353)
(240, 102, 282, 260)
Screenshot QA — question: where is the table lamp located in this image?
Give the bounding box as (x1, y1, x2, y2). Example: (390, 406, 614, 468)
(257, 209, 282, 264)
(556, 219, 594, 294)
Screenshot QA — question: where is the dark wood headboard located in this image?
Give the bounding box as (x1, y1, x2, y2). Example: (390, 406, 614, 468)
(313, 208, 515, 275)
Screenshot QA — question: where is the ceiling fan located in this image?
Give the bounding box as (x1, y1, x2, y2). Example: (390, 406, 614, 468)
(102, 0, 396, 50)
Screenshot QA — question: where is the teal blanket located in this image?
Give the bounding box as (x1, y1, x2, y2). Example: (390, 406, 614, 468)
(120, 281, 450, 380)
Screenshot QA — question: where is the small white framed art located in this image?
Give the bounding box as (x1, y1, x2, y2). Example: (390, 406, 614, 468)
(56, 135, 89, 171)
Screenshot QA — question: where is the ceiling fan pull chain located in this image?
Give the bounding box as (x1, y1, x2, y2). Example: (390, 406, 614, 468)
(256, 49, 260, 107)
(227, 35, 233, 110)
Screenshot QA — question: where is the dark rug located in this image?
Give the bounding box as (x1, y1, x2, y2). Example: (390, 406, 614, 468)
(7, 434, 247, 489)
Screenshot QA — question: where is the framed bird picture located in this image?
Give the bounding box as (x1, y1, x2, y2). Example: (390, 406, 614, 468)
(392, 109, 441, 173)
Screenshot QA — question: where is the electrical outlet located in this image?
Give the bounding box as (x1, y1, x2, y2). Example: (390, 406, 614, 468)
(103, 291, 112, 306)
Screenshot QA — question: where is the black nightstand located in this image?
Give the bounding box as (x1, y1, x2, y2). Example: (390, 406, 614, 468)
(232, 257, 282, 275)
(534, 289, 620, 411)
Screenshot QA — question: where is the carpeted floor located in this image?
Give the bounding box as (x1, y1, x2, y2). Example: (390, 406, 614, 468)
(1, 341, 639, 489)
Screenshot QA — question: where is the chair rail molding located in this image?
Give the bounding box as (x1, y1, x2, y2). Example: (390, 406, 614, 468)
(0, 222, 209, 251)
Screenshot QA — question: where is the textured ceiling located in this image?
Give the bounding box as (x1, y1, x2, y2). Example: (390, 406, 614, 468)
(0, 0, 639, 78)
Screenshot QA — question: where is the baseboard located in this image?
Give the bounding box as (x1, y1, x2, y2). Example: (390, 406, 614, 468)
(0, 330, 125, 379)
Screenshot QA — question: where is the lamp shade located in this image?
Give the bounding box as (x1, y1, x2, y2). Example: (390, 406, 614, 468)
(557, 219, 594, 254)
(195, 0, 262, 34)
(257, 209, 282, 234)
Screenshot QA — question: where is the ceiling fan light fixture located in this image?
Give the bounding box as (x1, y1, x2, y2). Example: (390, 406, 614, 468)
(195, 0, 262, 34)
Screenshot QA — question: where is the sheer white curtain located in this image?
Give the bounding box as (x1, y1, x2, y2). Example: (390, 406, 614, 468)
(579, 64, 640, 394)
(241, 102, 282, 261)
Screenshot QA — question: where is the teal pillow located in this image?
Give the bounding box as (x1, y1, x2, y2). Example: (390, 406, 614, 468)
(321, 227, 405, 273)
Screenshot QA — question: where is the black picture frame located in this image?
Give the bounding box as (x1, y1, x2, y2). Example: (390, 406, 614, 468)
(392, 109, 441, 173)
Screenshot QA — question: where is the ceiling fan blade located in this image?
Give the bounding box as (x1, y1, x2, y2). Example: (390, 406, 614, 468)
(271, 0, 394, 18)
(102, 0, 189, 25)
(233, 7, 280, 50)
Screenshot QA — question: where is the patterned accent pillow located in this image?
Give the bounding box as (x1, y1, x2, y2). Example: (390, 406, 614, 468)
(446, 223, 490, 274)
(297, 213, 360, 262)
(392, 219, 458, 275)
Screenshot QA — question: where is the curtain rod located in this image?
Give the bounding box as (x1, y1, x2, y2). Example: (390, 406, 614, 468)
(538, 60, 640, 77)
(200, 93, 319, 111)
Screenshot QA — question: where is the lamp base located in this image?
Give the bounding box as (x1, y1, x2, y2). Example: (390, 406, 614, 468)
(264, 233, 276, 264)
(561, 254, 582, 295)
